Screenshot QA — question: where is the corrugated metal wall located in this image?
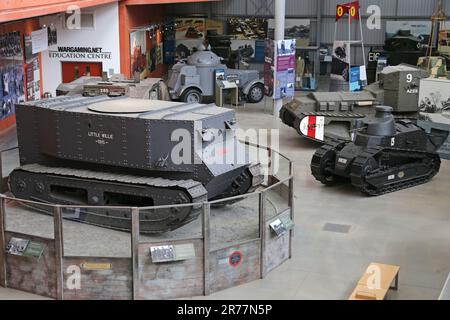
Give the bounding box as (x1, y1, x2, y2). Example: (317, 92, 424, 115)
(165, 0, 444, 64)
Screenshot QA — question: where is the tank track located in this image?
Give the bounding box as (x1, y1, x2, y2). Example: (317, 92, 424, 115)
(310, 141, 346, 185)
(210, 162, 263, 206)
(349, 148, 441, 196)
(9, 164, 208, 234)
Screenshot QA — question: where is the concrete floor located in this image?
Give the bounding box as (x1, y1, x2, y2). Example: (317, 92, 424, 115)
(0, 93, 449, 300)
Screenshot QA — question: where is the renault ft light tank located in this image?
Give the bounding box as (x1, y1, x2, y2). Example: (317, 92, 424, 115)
(311, 106, 448, 195)
(9, 96, 263, 233)
(167, 49, 264, 104)
(280, 64, 428, 142)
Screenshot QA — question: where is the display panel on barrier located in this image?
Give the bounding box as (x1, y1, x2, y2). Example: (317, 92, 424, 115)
(0, 197, 59, 298)
(137, 239, 205, 300)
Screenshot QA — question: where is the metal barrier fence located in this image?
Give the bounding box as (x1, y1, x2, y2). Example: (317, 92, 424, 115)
(0, 142, 294, 299)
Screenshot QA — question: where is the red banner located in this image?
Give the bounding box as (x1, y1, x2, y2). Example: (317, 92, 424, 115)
(336, 1, 360, 22)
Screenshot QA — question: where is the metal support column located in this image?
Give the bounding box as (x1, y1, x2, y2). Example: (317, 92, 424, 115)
(272, 0, 286, 117)
(288, 163, 294, 259)
(53, 205, 64, 300)
(259, 191, 266, 278)
(202, 202, 211, 296)
(131, 207, 140, 300)
(0, 197, 6, 288)
(316, 0, 322, 76)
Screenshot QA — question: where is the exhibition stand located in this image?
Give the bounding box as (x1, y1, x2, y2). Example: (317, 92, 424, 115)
(0, 142, 294, 300)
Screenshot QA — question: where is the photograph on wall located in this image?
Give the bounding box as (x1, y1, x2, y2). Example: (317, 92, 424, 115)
(148, 31, 158, 73)
(276, 39, 296, 57)
(385, 21, 431, 51)
(227, 18, 268, 40)
(156, 42, 164, 66)
(438, 29, 450, 56)
(175, 39, 203, 60)
(0, 31, 22, 58)
(268, 19, 310, 47)
(331, 41, 350, 82)
(175, 18, 205, 41)
(206, 19, 224, 36)
(230, 39, 256, 59)
(47, 24, 57, 46)
(0, 31, 25, 119)
(130, 30, 147, 77)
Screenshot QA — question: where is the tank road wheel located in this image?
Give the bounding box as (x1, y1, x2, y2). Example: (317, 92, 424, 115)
(311, 145, 340, 185)
(181, 88, 203, 103)
(247, 83, 264, 103)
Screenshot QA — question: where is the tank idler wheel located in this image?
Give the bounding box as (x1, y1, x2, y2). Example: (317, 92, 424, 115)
(311, 145, 341, 186)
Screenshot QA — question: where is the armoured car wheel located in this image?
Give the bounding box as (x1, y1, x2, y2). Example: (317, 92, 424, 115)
(247, 84, 264, 103)
(181, 88, 202, 103)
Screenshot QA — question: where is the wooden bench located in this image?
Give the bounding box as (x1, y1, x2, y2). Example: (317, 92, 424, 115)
(349, 263, 400, 300)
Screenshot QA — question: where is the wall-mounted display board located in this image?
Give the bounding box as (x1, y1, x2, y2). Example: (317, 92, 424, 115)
(264, 39, 296, 99)
(130, 27, 164, 79)
(31, 28, 48, 55)
(6, 237, 45, 259)
(349, 65, 367, 92)
(227, 18, 267, 40)
(24, 35, 41, 101)
(206, 19, 224, 36)
(264, 40, 275, 97)
(385, 21, 431, 52)
(230, 39, 256, 59)
(268, 19, 311, 47)
(174, 18, 206, 60)
(0, 31, 25, 120)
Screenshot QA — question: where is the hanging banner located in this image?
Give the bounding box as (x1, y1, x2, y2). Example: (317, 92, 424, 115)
(336, 1, 360, 22)
(331, 41, 350, 82)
